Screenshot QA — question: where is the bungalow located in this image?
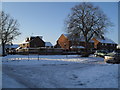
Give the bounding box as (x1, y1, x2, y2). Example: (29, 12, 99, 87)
(56, 34, 117, 51)
(20, 36, 45, 49)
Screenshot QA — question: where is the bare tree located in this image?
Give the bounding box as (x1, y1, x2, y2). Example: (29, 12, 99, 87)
(0, 11, 21, 56)
(65, 2, 112, 56)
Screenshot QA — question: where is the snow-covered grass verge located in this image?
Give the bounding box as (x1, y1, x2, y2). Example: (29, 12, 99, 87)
(2, 55, 104, 65)
(2, 55, 118, 88)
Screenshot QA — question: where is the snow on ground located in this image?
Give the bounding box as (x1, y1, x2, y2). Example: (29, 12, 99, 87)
(2, 73, 27, 88)
(0, 57, 2, 89)
(2, 55, 119, 88)
(2, 55, 104, 65)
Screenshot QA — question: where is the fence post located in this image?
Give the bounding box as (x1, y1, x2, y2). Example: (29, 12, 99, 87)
(38, 48, 39, 61)
(28, 48, 29, 61)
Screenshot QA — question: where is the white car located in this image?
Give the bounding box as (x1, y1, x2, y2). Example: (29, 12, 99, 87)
(104, 56, 114, 62)
(94, 50, 108, 58)
(104, 49, 120, 63)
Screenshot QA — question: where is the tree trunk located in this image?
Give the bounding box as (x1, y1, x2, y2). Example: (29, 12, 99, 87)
(81, 41, 90, 57)
(85, 41, 89, 53)
(2, 40, 6, 56)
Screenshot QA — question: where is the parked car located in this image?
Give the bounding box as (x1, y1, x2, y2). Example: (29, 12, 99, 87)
(94, 50, 108, 58)
(104, 49, 120, 64)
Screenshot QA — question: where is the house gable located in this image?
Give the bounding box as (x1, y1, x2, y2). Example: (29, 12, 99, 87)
(30, 36, 45, 48)
(92, 38, 100, 48)
(57, 34, 70, 49)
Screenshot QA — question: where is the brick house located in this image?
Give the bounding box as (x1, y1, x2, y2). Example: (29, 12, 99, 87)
(92, 37, 117, 51)
(55, 34, 94, 50)
(56, 34, 117, 51)
(20, 36, 45, 48)
(55, 34, 71, 50)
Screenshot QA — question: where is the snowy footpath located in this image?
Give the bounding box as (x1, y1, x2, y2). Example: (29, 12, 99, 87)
(2, 55, 119, 88)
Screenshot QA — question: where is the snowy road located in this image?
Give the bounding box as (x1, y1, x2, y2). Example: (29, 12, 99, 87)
(3, 63, 93, 88)
(2, 55, 119, 88)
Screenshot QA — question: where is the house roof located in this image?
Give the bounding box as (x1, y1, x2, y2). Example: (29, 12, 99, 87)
(63, 34, 69, 38)
(45, 42, 53, 47)
(63, 34, 94, 42)
(21, 36, 44, 44)
(22, 40, 29, 44)
(63, 34, 116, 44)
(97, 37, 116, 44)
(16, 46, 21, 50)
(9, 44, 19, 48)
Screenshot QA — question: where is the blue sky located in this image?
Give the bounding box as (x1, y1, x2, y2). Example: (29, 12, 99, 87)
(2, 2, 118, 45)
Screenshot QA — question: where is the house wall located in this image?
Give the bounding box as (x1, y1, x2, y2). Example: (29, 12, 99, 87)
(57, 34, 70, 49)
(97, 43, 117, 51)
(20, 43, 29, 48)
(20, 36, 45, 48)
(92, 37, 117, 50)
(30, 37, 45, 48)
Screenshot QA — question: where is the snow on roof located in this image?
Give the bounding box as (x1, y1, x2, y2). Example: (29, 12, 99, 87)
(21, 36, 43, 44)
(63, 34, 69, 38)
(10, 44, 19, 48)
(63, 34, 94, 42)
(97, 37, 116, 44)
(21, 40, 29, 44)
(30, 36, 43, 39)
(45, 42, 53, 47)
(63, 34, 116, 44)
